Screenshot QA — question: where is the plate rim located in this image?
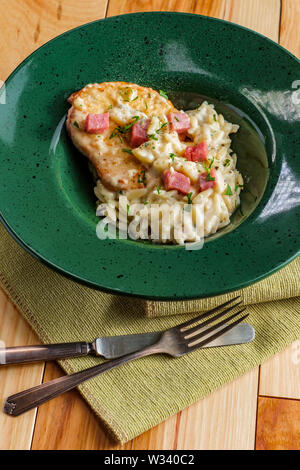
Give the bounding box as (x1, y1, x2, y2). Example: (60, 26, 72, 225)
(0, 11, 299, 300)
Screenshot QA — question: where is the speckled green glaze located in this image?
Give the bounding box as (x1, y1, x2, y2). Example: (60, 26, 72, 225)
(0, 13, 299, 300)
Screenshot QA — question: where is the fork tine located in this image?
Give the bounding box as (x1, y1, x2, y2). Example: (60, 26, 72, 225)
(185, 307, 246, 343)
(187, 313, 249, 352)
(181, 300, 242, 335)
(175, 296, 241, 331)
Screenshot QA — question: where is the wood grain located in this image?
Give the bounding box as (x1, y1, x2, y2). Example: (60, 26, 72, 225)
(280, 0, 300, 57)
(0, 289, 44, 450)
(107, 0, 200, 16)
(256, 397, 300, 450)
(176, 368, 259, 450)
(0, 0, 108, 80)
(222, 0, 281, 41)
(107, 0, 281, 41)
(31, 362, 128, 450)
(259, 342, 300, 400)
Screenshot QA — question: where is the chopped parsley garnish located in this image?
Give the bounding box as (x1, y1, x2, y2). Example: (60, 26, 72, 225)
(122, 148, 133, 155)
(131, 96, 138, 102)
(223, 159, 231, 167)
(169, 153, 176, 162)
(137, 170, 147, 186)
(174, 116, 180, 122)
(156, 122, 168, 133)
(208, 157, 214, 169)
(144, 201, 149, 205)
(144, 100, 148, 110)
(213, 114, 217, 122)
(108, 104, 113, 110)
(187, 192, 193, 204)
(147, 133, 158, 141)
(157, 185, 161, 194)
(203, 160, 215, 179)
(73, 121, 79, 128)
(159, 89, 168, 100)
(235, 184, 244, 192)
(110, 116, 140, 139)
(225, 184, 233, 195)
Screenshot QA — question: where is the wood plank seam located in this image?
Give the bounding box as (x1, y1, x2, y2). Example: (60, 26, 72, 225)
(254, 365, 262, 450)
(104, 0, 110, 18)
(172, 411, 182, 450)
(259, 395, 300, 403)
(30, 363, 46, 450)
(278, 0, 283, 43)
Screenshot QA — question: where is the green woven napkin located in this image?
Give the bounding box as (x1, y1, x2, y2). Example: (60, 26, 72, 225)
(0, 223, 299, 443)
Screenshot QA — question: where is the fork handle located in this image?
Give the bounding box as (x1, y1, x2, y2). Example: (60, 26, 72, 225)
(4, 344, 157, 416)
(0, 342, 92, 365)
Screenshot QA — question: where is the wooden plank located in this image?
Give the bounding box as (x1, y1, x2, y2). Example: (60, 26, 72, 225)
(128, 414, 178, 450)
(259, 2, 300, 404)
(0, 289, 44, 450)
(106, 0, 227, 17)
(259, 342, 300, 400)
(107, 0, 198, 16)
(280, 0, 300, 57)
(0, 0, 108, 80)
(175, 368, 259, 450)
(256, 396, 300, 450)
(107, 0, 281, 41)
(221, 0, 281, 41)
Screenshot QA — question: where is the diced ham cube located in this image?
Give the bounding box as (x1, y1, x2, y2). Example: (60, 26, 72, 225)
(162, 169, 191, 195)
(85, 113, 110, 134)
(184, 142, 208, 162)
(167, 112, 190, 134)
(198, 169, 216, 192)
(130, 119, 150, 147)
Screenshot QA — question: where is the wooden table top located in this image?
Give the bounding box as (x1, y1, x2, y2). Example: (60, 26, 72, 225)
(0, 0, 299, 451)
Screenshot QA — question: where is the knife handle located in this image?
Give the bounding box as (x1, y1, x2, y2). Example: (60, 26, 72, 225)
(0, 342, 92, 365)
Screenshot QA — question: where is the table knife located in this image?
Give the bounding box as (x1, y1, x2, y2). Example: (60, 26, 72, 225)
(0, 322, 254, 365)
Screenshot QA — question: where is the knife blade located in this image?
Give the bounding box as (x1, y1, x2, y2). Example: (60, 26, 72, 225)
(95, 322, 255, 358)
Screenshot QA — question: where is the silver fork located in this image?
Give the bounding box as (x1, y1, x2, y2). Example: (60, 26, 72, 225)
(4, 297, 249, 417)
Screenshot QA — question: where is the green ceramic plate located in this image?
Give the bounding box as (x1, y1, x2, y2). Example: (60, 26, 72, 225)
(0, 12, 299, 300)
